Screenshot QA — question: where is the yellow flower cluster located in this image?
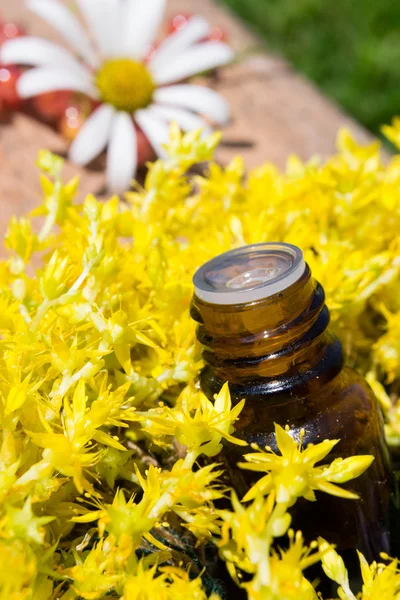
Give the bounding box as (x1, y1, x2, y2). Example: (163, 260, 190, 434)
(319, 539, 400, 600)
(1, 124, 400, 599)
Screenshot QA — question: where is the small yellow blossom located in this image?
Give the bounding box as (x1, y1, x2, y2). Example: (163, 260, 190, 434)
(246, 530, 320, 600)
(139, 382, 246, 459)
(381, 116, 400, 150)
(218, 492, 320, 600)
(122, 561, 220, 600)
(319, 539, 400, 600)
(0, 497, 53, 545)
(62, 539, 123, 600)
(373, 306, 400, 383)
(319, 538, 355, 600)
(239, 424, 374, 504)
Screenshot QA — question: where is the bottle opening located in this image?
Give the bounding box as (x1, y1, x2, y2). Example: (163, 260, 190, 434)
(193, 242, 306, 305)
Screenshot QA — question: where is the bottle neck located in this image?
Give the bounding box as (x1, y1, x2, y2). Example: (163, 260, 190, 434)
(191, 266, 344, 397)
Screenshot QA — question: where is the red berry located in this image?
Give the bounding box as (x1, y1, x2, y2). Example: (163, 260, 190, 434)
(58, 105, 85, 142)
(167, 13, 193, 35)
(0, 64, 23, 110)
(90, 99, 102, 112)
(145, 44, 158, 63)
(136, 126, 156, 166)
(206, 26, 228, 43)
(58, 98, 93, 141)
(0, 22, 26, 46)
(33, 91, 72, 122)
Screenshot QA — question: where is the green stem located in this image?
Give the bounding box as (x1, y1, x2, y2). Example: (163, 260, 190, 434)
(140, 189, 156, 215)
(252, 501, 290, 588)
(146, 450, 198, 522)
(182, 450, 198, 470)
(38, 180, 62, 243)
(19, 303, 32, 324)
(50, 360, 99, 399)
(31, 299, 52, 330)
(38, 210, 56, 243)
(147, 492, 174, 521)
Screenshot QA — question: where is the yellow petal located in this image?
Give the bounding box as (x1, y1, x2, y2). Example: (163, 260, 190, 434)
(71, 510, 103, 523)
(132, 330, 158, 349)
(357, 550, 373, 584)
(319, 538, 351, 589)
(93, 430, 126, 451)
(318, 455, 374, 483)
(214, 382, 231, 414)
(72, 380, 87, 421)
(315, 480, 359, 500)
(242, 474, 272, 502)
(302, 438, 339, 465)
(274, 423, 297, 456)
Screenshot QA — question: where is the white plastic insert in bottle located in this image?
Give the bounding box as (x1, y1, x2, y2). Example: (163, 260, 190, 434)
(193, 242, 306, 305)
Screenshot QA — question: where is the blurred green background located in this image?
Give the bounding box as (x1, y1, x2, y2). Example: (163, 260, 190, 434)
(221, 0, 400, 135)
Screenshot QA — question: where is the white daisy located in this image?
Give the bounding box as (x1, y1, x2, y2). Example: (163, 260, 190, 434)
(1, 0, 233, 192)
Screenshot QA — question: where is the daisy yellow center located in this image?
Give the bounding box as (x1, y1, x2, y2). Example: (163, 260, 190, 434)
(96, 59, 155, 112)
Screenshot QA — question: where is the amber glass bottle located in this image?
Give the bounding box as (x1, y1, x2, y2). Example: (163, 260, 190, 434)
(191, 242, 391, 561)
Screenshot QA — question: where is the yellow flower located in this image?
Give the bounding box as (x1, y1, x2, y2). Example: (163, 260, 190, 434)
(0, 538, 37, 598)
(4, 217, 40, 266)
(63, 538, 122, 600)
(319, 540, 400, 600)
(28, 379, 135, 494)
(319, 538, 355, 600)
(74, 460, 223, 545)
(218, 492, 319, 600)
(122, 561, 218, 600)
(246, 531, 320, 600)
(358, 553, 400, 600)
(139, 382, 246, 459)
(218, 492, 287, 579)
(90, 309, 157, 375)
(382, 117, 400, 150)
(0, 497, 53, 545)
(373, 305, 400, 383)
(240, 424, 374, 504)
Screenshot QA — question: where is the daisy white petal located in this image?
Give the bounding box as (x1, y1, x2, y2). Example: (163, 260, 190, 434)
(76, 0, 122, 58)
(151, 41, 234, 85)
(135, 108, 170, 158)
(122, 0, 166, 59)
(154, 84, 230, 124)
(27, 0, 98, 68)
(149, 16, 211, 71)
(17, 67, 98, 98)
(150, 104, 212, 136)
(69, 104, 115, 166)
(107, 112, 138, 193)
(1, 37, 90, 76)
